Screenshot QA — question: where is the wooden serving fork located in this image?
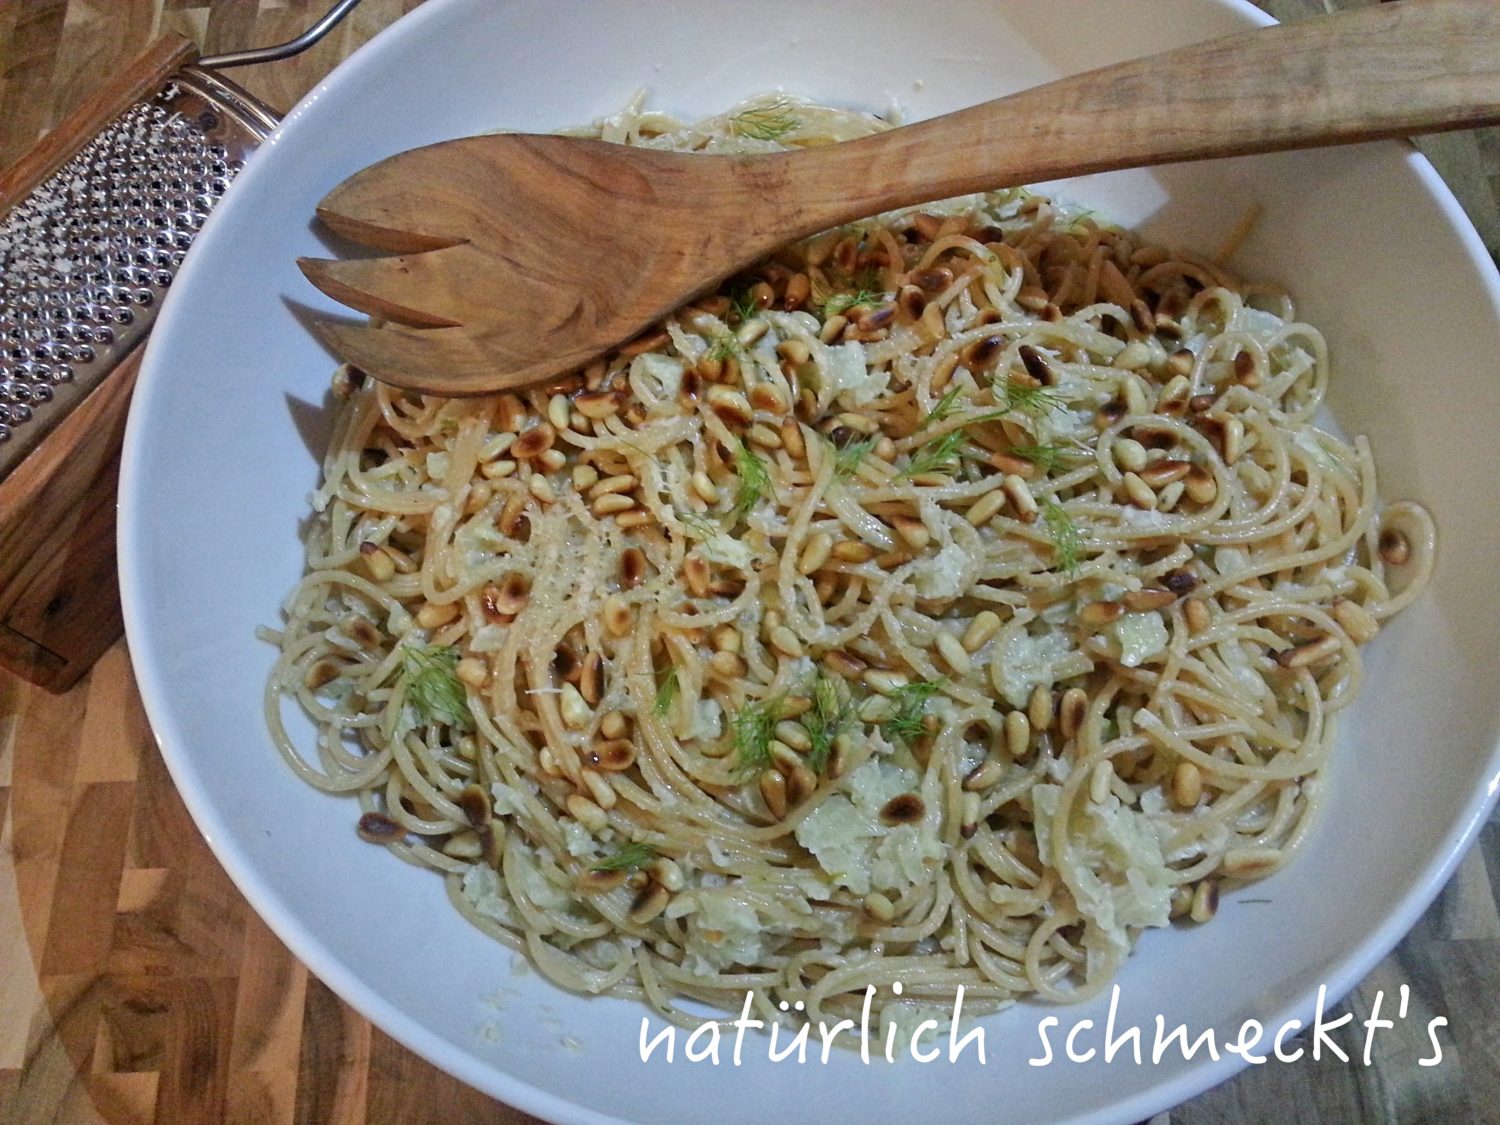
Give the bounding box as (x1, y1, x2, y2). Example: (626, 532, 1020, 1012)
(298, 0, 1500, 397)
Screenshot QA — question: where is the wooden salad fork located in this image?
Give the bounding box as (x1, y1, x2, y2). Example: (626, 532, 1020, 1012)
(298, 0, 1500, 397)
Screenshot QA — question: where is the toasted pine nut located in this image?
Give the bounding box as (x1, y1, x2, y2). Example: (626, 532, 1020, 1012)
(1184, 596, 1211, 634)
(1058, 687, 1087, 740)
(620, 547, 647, 589)
(759, 770, 789, 819)
(934, 631, 971, 675)
(511, 422, 556, 460)
(1172, 761, 1203, 808)
(600, 710, 629, 740)
(455, 657, 488, 689)
(963, 757, 1005, 791)
(359, 541, 395, 582)
(1123, 589, 1176, 613)
(683, 554, 711, 598)
(775, 721, 812, 753)
(1015, 344, 1055, 385)
(1163, 348, 1194, 379)
(1121, 471, 1157, 510)
(1276, 635, 1340, 669)
(559, 683, 591, 729)
(588, 739, 636, 773)
(768, 625, 804, 658)
(891, 514, 931, 549)
(965, 489, 1008, 528)
(579, 768, 616, 810)
(748, 383, 788, 414)
(1332, 599, 1379, 644)
(831, 540, 876, 563)
(863, 669, 909, 696)
(576, 390, 625, 419)
(962, 611, 1002, 653)
(1079, 600, 1125, 627)
(486, 572, 530, 617)
(819, 314, 848, 344)
(1028, 685, 1053, 733)
(1004, 709, 1032, 758)
(782, 273, 812, 311)
(1139, 460, 1192, 489)
(930, 350, 960, 391)
(690, 470, 719, 505)
(1184, 466, 1218, 505)
(1221, 846, 1281, 879)
(576, 867, 627, 894)
(592, 493, 636, 517)
(863, 891, 896, 923)
(1001, 474, 1039, 523)
(481, 458, 518, 480)
(603, 594, 632, 637)
(709, 650, 747, 678)
(824, 650, 866, 679)
(566, 793, 608, 833)
(1220, 415, 1244, 464)
(528, 474, 557, 504)
(651, 856, 685, 893)
(1112, 437, 1147, 473)
(706, 385, 753, 426)
(590, 473, 637, 498)
(737, 319, 769, 347)
(798, 533, 833, 575)
(1189, 878, 1218, 923)
(629, 884, 671, 925)
(960, 792, 981, 839)
(780, 418, 807, 459)
(747, 423, 782, 450)
(416, 601, 459, 630)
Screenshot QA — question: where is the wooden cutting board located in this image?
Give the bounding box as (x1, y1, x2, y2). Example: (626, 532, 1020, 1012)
(1, 2, 1497, 1123)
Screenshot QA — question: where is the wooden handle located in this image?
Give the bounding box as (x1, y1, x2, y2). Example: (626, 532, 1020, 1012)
(774, 0, 1500, 225)
(0, 33, 198, 210)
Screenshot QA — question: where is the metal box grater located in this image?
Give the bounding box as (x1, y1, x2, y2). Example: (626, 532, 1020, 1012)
(0, 3, 360, 691)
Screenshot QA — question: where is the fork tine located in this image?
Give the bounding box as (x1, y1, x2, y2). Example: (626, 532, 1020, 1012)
(311, 320, 549, 398)
(298, 245, 487, 329)
(316, 137, 502, 254)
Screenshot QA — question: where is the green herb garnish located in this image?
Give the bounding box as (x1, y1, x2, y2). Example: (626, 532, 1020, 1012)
(831, 434, 878, 479)
(995, 378, 1065, 418)
(708, 329, 742, 362)
(732, 694, 784, 775)
(729, 97, 801, 142)
(901, 428, 971, 477)
(805, 670, 854, 773)
(732, 441, 771, 520)
(820, 287, 884, 320)
(1009, 443, 1075, 474)
(592, 842, 658, 872)
(730, 289, 762, 324)
(399, 643, 472, 729)
(654, 665, 680, 716)
(924, 385, 968, 428)
(1042, 500, 1083, 575)
(881, 680, 943, 743)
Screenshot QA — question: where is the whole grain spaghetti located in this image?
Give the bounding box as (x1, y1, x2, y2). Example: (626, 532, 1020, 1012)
(264, 96, 1434, 1035)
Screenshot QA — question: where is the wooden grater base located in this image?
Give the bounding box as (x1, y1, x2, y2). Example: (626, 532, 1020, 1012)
(0, 37, 197, 692)
(0, 351, 141, 691)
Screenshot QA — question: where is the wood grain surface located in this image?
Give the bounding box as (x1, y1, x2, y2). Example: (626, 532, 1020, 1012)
(2, 2, 1498, 1123)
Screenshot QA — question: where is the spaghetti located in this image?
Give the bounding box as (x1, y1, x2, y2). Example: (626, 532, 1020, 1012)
(265, 95, 1435, 1034)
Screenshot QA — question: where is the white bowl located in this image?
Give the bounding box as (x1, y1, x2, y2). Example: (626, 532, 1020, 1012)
(118, 1, 1500, 1121)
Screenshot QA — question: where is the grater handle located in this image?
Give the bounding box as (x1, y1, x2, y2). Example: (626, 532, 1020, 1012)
(0, 34, 198, 210)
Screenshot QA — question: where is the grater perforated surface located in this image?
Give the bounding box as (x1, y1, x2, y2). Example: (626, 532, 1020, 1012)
(0, 75, 269, 478)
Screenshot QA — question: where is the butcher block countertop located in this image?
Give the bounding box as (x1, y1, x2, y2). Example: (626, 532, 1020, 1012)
(2, 1, 1497, 1122)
